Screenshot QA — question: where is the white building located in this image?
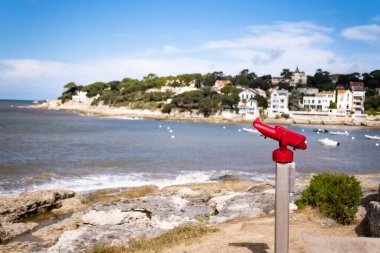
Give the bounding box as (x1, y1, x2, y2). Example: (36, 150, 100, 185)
(352, 90, 366, 114)
(267, 89, 289, 117)
(72, 91, 89, 102)
(239, 88, 256, 101)
(337, 89, 353, 113)
(303, 91, 335, 111)
(290, 67, 307, 87)
(297, 87, 319, 95)
(238, 100, 259, 119)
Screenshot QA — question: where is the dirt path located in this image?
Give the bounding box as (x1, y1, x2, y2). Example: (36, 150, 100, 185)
(164, 210, 359, 253)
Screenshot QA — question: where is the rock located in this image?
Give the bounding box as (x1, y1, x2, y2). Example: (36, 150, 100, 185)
(0, 222, 38, 242)
(32, 215, 83, 243)
(51, 195, 88, 216)
(0, 189, 75, 224)
(175, 187, 202, 197)
(289, 202, 298, 212)
(209, 192, 274, 222)
(82, 209, 129, 226)
(0, 241, 40, 253)
(355, 206, 366, 223)
(40, 194, 214, 252)
(0, 189, 76, 242)
(368, 201, 380, 237)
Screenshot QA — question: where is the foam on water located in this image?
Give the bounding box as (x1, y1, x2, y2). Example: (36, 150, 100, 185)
(0, 170, 276, 196)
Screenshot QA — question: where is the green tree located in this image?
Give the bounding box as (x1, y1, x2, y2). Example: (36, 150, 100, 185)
(364, 95, 380, 111)
(289, 90, 302, 111)
(255, 95, 268, 109)
(281, 69, 292, 79)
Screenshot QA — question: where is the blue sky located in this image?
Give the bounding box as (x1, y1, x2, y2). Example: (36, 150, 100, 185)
(1, 0, 380, 99)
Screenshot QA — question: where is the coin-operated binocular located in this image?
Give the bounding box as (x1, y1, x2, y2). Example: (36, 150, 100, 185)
(253, 117, 307, 253)
(253, 118, 307, 163)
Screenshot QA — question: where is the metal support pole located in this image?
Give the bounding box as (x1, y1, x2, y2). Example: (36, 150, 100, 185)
(275, 163, 290, 253)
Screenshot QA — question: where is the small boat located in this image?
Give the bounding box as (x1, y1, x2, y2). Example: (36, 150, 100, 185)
(365, 134, 380, 140)
(313, 128, 328, 133)
(318, 138, 340, 146)
(242, 128, 258, 133)
(33, 100, 39, 104)
(330, 130, 349, 135)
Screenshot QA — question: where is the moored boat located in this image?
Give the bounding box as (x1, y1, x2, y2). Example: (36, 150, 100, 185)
(330, 130, 349, 135)
(318, 138, 340, 146)
(364, 134, 380, 140)
(313, 128, 328, 133)
(242, 128, 258, 134)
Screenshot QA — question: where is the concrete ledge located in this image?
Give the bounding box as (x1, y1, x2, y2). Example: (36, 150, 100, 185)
(302, 233, 380, 253)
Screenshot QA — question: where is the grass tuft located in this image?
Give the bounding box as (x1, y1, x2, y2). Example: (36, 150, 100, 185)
(90, 224, 218, 253)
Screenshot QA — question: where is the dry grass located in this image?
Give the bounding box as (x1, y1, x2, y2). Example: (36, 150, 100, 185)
(90, 224, 218, 253)
(88, 185, 158, 203)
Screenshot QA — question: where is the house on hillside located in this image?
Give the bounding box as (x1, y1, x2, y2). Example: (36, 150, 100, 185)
(212, 80, 231, 93)
(290, 67, 307, 87)
(271, 77, 285, 85)
(267, 89, 289, 117)
(302, 91, 335, 112)
(337, 89, 353, 113)
(297, 87, 319, 95)
(239, 88, 256, 101)
(350, 81, 365, 91)
(238, 100, 259, 120)
(72, 91, 90, 102)
(352, 90, 366, 115)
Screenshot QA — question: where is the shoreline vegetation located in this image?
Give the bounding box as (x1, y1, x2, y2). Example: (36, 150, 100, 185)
(30, 68, 380, 127)
(30, 100, 380, 127)
(0, 173, 379, 252)
(26, 68, 380, 127)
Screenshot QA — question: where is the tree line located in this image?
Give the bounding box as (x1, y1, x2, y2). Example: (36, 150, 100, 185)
(60, 68, 380, 116)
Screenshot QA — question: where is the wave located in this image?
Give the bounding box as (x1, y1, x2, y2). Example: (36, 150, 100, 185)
(0, 170, 278, 196)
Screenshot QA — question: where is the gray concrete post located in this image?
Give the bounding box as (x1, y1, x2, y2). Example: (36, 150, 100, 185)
(275, 163, 290, 253)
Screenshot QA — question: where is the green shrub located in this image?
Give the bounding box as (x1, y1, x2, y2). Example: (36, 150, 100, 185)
(281, 113, 289, 119)
(295, 173, 363, 225)
(162, 104, 173, 114)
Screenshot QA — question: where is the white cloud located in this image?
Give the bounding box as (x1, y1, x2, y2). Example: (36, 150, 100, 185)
(341, 24, 380, 42)
(1, 21, 380, 99)
(198, 21, 352, 76)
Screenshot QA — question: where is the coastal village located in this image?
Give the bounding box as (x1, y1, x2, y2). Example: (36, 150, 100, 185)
(54, 67, 380, 126)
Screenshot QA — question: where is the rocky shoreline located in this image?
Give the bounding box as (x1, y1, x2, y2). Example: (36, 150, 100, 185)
(0, 174, 379, 253)
(29, 100, 380, 127)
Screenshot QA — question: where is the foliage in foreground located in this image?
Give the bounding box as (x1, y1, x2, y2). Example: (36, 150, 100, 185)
(295, 173, 363, 225)
(90, 224, 218, 253)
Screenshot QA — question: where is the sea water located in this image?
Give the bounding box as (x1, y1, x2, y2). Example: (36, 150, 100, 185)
(0, 100, 379, 195)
